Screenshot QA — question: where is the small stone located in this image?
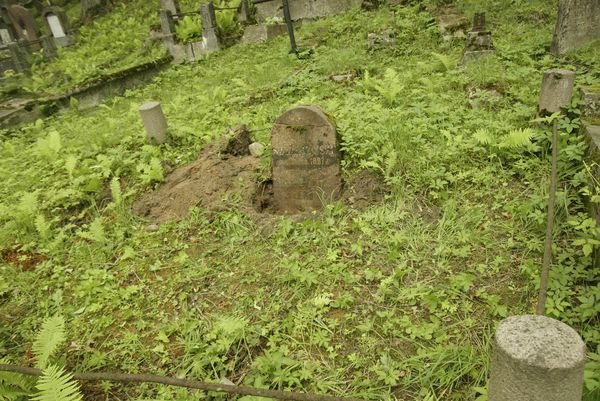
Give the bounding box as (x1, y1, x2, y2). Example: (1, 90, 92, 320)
(331, 73, 356, 83)
(249, 142, 264, 157)
(144, 224, 160, 232)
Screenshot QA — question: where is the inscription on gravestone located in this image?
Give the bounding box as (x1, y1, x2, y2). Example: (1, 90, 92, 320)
(271, 105, 342, 213)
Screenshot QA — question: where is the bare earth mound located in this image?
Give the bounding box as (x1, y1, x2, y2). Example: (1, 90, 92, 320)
(134, 126, 388, 223)
(133, 126, 260, 223)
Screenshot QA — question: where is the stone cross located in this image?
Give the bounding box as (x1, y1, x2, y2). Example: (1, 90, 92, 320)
(43, 7, 74, 47)
(7, 4, 40, 44)
(271, 105, 342, 213)
(472, 12, 485, 32)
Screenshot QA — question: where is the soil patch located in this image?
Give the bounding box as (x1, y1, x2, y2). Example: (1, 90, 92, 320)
(134, 128, 389, 223)
(133, 125, 261, 223)
(1, 250, 48, 271)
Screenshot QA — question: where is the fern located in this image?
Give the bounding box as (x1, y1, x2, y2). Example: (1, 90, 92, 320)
(78, 218, 106, 243)
(498, 128, 535, 149)
(34, 214, 51, 241)
(472, 128, 494, 145)
(431, 52, 454, 73)
(31, 365, 82, 401)
(0, 358, 35, 401)
(32, 316, 66, 370)
(109, 176, 122, 206)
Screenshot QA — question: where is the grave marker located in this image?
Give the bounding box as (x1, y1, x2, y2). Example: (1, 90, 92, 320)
(538, 69, 576, 115)
(271, 105, 342, 213)
(43, 7, 74, 47)
(551, 0, 600, 56)
(160, 0, 181, 15)
(7, 4, 40, 47)
(139, 101, 169, 145)
(200, 2, 220, 53)
(460, 11, 494, 64)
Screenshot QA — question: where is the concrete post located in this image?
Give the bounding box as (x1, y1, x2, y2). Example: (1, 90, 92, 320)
(539, 69, 576, 115)
(200, 2, 220, 52)
(488, 315, 586, 401)
(139, 102, 168, 144)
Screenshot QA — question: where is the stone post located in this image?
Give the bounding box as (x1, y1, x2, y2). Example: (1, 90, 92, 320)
(139, 102, 168, 144)
(200, 2, 220, 52)
(488, 315, 586, 401)
(538, 69, 576, 115)
(160, 0, 181, 16)
(237, 0, 252, 24)
(460, 11, 494, 64)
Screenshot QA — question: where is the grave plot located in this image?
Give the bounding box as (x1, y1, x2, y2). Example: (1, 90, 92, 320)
(1, 1, 600, 401)
(133, 108, 386, 223)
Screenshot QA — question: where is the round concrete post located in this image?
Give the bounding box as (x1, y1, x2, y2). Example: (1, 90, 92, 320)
(139, 101, 168, 144)
(488, 315, 586, 401)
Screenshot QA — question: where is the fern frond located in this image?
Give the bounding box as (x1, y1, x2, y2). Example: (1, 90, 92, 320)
(34, 214, 51, 240)
(31, 365, 82, 401)
(498, 128, 535, 148)
(32, 316, 66, 370)
(0, 358, 35, 400)
(431, 52, 454, 72)
(472, 128, 494, 145)
(110, 176, 122, 206)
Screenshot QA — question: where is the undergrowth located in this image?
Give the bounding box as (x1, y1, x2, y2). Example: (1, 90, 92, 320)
(1, 0, 599, 400)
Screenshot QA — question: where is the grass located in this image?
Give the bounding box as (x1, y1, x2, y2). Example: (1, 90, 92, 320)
(1, 0, 600, 400)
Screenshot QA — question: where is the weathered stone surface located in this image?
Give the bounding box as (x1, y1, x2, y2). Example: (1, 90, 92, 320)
(139, 101, 168, 144)
(551, 0, 600, 55)
(538, 69, 576, 115)
(241, 23, 287, 44)
(271, 105, 342, 213)
(237, 0, 253, 24)
(488, 315, 586, 401)
(7, 5, 39, 44)
(581, 87, 600, 119)
(254, 0, 361, 22)
(249, 142, 264, 157)
(200, 2, 220, 53)
(160, 0, 180, 15)
(367, 31, 396, 48)
(436, 13, 469, 35)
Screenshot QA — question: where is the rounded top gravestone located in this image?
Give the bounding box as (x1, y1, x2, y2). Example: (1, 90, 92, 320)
(271, 105, 342, 213)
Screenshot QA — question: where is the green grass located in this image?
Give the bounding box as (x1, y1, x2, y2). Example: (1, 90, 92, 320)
(1, 0, 600, 400)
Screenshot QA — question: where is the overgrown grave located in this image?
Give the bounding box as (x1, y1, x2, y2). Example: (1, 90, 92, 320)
(134, 105, 386, 224)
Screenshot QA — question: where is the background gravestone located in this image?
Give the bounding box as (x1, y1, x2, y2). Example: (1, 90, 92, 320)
(551, 0, 600, 55)
(7, 4, 40, 45)
(271, 105, 342, 213)
(43, 6, 74, 47)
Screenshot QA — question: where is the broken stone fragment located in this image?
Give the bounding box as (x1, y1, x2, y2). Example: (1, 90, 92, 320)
(249, 142, 264, 157)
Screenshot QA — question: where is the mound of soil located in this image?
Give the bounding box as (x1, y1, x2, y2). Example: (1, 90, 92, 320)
(133, 125, 261, 223)
(134, 126, 389, 223)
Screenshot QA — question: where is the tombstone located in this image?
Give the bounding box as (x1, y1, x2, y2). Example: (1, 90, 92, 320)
(237, 0, 253, 24)
(551, 0, 600, 56)
(488, 315, 585, 401)
(7, 4, 40, 46)
(538, 69, 576, 115)
(139, 101, 169, 145)
(581, 87, 600, 119)
(43, 7, 74, 47)
(460, 11, 494, 65)
(271, 105, 342, 213)
(0, 7, 16, 44)
(200, 2, 220, 53)
(160, 0, 180, 16)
